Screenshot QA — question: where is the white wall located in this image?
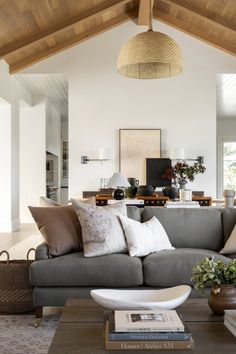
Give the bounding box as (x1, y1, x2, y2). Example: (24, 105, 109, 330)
(22, 21, 236, 198)
(46, 99, 61, 158)
(0, 102, 12, 230)
(0, 61, 12, 103)
(20, 97, 46, 222)
(0, 60, 33, 231)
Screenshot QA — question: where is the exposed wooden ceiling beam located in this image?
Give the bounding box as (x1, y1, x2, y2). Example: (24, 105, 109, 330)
(138, 0, 153, 25)
(9, 9, 137, 74)
(160, 0, 236, 33)
(0, 0, 132, 58)
(154, 6, 236, 57)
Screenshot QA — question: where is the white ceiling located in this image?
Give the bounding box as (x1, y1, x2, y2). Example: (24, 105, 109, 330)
(15, 73, 68, 119)
(217, 74, 236, 119)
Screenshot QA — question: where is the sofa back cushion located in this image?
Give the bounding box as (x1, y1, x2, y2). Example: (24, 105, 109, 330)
(126, 206, 142, 222)
(142, 207, 223, 251)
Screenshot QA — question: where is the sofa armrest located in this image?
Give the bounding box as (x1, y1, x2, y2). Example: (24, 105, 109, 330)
(35, 242, 51, 260)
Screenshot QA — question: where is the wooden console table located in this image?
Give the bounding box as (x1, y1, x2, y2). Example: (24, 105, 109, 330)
(84, 191, 212, 207)
(136, 195, 169, 206)
(95, 194, 169, 207)
(95, 194, 212, 207)
(192, 196, 212, 206)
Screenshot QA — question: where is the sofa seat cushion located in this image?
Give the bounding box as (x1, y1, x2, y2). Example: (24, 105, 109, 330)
(143, 248, 231, 287)
(30, 252, 143, 287)
(142, 208, 223, 251)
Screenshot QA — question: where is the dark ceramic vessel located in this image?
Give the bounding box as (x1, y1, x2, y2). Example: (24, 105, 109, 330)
(208, 284, 236, 315)
(137, 185, 154, 196)
(162, 186, 178, 200)
(125, 178, 139, 198)
(113, 188, 124, 200)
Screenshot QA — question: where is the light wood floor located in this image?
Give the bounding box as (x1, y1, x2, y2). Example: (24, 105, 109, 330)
(0, 224, 39, 250)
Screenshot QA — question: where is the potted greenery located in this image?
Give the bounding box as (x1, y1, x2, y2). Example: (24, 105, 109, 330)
(162, 161, 206, 189)
(191, 257, 236, 315)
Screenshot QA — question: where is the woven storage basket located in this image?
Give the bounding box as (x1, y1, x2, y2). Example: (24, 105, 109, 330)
(0, 248, 35, 313)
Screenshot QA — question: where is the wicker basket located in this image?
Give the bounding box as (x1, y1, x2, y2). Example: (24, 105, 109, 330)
(0, 248, 35, 313)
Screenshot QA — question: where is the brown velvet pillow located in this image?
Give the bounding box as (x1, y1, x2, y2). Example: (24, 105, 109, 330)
(28, 205, 83, 256)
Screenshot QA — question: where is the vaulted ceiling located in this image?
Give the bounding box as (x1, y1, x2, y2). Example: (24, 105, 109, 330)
(0, 0, 235, 74)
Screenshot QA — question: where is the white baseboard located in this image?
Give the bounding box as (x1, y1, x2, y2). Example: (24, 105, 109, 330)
(0, 218, 20, 233)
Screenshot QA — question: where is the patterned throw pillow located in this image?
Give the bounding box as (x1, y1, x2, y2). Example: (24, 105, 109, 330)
(119, 215, 174, 257)
(71, 200, 127, 257)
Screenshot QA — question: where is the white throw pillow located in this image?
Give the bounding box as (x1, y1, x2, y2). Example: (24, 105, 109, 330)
(220, 224, 236, 254)
(71, 200, 128, 257)
(119, 215, 174, 257)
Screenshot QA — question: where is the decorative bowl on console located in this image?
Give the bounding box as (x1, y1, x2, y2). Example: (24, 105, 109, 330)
(90, 285, 191, 310)
(137, 185, 154, 196)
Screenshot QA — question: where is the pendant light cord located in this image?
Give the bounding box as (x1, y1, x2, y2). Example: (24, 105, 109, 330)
(148, 0, 154, 31)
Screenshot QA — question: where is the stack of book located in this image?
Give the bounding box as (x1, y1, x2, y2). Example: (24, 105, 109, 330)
(105, 310, 194, 350)
(165, 201, 200, 208)
(224, 310, 236, 337)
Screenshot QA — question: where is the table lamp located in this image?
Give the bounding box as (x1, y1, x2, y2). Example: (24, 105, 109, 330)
(107, 172, 130, 200)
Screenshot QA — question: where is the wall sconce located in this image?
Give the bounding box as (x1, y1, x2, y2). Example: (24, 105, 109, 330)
(81, 148, 112, 164)
(170, 148, 204, 164)
(188, 156, 204, 164)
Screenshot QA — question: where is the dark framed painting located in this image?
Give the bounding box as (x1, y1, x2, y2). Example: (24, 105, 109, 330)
(119, 129, 161, 185)
(146, 158, 172, 188)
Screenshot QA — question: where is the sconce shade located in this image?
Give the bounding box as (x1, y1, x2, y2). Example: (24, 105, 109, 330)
(107, 172, 130, 188)
(170, 148, 185, 160)
(99, 148, 112, 160)
(117, 31, 183, 79)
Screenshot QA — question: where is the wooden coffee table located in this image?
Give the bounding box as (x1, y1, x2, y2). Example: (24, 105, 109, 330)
(47, 298, 236, 353)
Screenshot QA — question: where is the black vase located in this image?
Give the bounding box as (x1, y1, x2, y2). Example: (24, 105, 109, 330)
(137, 185, 154, 196)
(125, 177, 139, 198)
(125, 187, 138, 199)
(162, 186, 178, 200)
(113, 188, 125, 200)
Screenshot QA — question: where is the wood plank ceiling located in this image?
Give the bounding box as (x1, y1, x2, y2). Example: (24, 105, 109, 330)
(0, 0, 235, 74)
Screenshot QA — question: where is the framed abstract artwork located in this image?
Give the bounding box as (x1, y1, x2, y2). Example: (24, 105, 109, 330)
(119, 129, 161, 185)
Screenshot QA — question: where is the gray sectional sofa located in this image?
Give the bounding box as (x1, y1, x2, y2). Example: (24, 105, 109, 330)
(30, 206, 236, 316)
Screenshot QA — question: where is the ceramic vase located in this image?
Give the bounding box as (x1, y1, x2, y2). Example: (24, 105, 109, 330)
(178, 180, 187, 190)
(223, 190, 235, 208)
(162, 186, 178, 200)
(208, 284, 236, 315)
(137, 185, 154, 196)
(125, 178, 139, 198)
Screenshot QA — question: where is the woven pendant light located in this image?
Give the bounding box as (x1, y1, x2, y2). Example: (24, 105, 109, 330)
(117, 1, 183, 79)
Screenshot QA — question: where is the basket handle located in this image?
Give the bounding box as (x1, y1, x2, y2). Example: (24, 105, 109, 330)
(27, 248, 36, 260)
(0, 250, 10, 264)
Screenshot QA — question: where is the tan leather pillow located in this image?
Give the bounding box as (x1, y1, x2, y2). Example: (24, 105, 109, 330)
(28, 205, 83, 256)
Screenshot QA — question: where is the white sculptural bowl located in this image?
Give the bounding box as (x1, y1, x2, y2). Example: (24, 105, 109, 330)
(90, 285, 191, 310)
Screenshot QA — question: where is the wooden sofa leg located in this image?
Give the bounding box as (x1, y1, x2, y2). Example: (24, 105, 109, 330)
(34, 306, 43, 328)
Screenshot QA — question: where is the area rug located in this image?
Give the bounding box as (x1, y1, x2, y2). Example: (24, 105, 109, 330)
(0, 314, 59, 354)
